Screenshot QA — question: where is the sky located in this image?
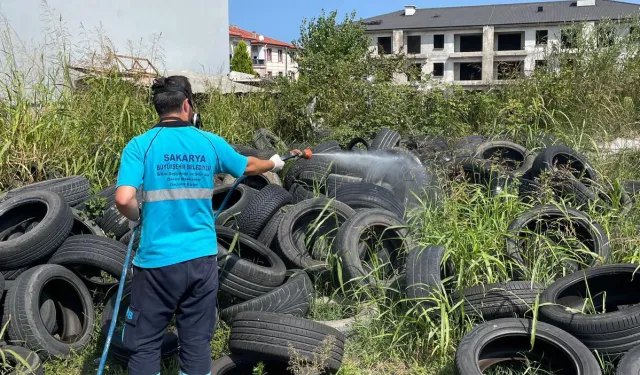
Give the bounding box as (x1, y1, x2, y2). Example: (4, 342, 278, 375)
(230, 0, 640, 43)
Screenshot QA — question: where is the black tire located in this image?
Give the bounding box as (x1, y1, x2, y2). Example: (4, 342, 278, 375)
(229, 311, 345, 373)
(324, 174, 363, 197)
(210, 354, 294, 375)
(474, 141, 535, 176)
(3, 264, 94, 357)
(0, 272, 4, 295)
(518, 172, 546, 203)
(313, 140, 341, 154)
(1, 345, 44, 375)
(3, 176, 90, 207)
(335, 182, 404, 219)
(96, 189, 142, 240)
(333, 209, 410, 290)
(405, 245, 447, 312)
(257, 205, 293, 249)
(48, 234, 130, 289)
(289, 183, 315, 204)
(232, 145, 276, 159)
(222, 172, 282, 190)
(119, 229, 141, 252)
(617, 343, 640, 375)
(0, 190, 73, 270)
(1, 268, 28, 281)
(531, 145, 599, 182)
(70, 208, 105, 236)
(369, 128, 401, 150)
(622, 180, 640, 197)
(456, 281, 543, 320)
(101, 283, 178, 364)
(452, 135, 487, 158)
(217, 226, 287, 301)
(284, 142, 340, 189)
(213, 184, 257, 227)
(220, 269, 314, 322)
(252, 128, 287, 151)
(506, 205, 610, 279)
(455, 318, 602, 375)
(297, 159, 334, 188)
(237, 185, 293, 239)
(540, 264, 640, 355)
(346, 137, 369, 151)
(277, 198, 355, 271)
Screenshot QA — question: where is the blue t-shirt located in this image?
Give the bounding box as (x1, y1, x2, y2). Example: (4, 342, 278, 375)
(116, 121, 248, 268)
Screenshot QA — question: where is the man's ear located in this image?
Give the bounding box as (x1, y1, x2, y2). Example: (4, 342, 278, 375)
(182, 98, 190, 114)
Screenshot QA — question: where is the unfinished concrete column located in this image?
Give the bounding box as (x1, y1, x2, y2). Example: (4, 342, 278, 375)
(393, 30, 404, 54)
(482, 26, 495, 83)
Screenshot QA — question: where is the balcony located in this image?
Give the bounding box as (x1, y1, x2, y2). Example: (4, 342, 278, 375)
(252, 58, 266, 66)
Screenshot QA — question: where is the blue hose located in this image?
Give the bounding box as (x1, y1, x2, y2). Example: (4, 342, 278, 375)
(96, 225, 138, 375)
(96, 175, 247, 375)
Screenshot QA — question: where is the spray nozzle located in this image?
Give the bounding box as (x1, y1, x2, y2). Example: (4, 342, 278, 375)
(281, 149, 312, 162)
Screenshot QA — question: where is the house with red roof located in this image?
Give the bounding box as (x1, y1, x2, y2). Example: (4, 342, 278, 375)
(229, 25, 298, 80)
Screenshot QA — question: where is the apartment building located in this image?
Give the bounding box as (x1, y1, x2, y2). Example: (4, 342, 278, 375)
(229, 26, 298, 80)
(362, 0, 640, 88)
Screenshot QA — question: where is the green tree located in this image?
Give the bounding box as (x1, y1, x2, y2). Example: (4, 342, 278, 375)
(230, 40, 255, 75)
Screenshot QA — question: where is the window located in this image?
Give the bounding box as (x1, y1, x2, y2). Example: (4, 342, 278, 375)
(278, 49, 283, 62)
(378, 37, 392, 54)
(289, 72, 296, 81)
(434, 34, 445, 49)
(561, 29, 578, 49)
(536, 30, 548, 45)
(535, 60, 547, 70)
(496, 61, 523, 80)
(267, 48, 273, 62)
(407, 35, 421, 54)
(267, 71, 273, 79)
(497, 33, 523, 51)
(459, 34, 483, 52)
(432, 62, 444, 77)
(278, 71, 283, 77)
(458, 62, 482, 81)
(597, 25, 615, 47)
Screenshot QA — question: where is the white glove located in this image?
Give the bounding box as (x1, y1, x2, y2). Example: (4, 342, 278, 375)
(269, 154, 285, 172)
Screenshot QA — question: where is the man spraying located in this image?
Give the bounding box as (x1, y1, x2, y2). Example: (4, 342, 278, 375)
(114, 75, 286, 375)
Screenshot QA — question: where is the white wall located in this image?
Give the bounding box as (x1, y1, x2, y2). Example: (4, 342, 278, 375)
(1, 0, 230, 74)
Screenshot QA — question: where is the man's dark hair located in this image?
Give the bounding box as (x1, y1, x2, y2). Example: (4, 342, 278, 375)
(151, 76, 193, 116)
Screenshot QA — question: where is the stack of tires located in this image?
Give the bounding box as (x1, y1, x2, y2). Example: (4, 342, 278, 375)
(453, 264, 640, 375)
(0, 176, 130, 374)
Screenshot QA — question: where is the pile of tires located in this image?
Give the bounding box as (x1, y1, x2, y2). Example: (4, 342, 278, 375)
(453, 263, 640, 374)
(2, 129, 639, 374)
(0, 176, 130, 373)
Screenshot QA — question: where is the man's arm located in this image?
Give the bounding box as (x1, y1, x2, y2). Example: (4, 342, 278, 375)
(115, 140, 144, 222)
(244, 157, 275, 175)
(115, 186, 140, 221)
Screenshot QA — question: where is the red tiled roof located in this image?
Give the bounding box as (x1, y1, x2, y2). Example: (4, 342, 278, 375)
(229, 26, 296, 49)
